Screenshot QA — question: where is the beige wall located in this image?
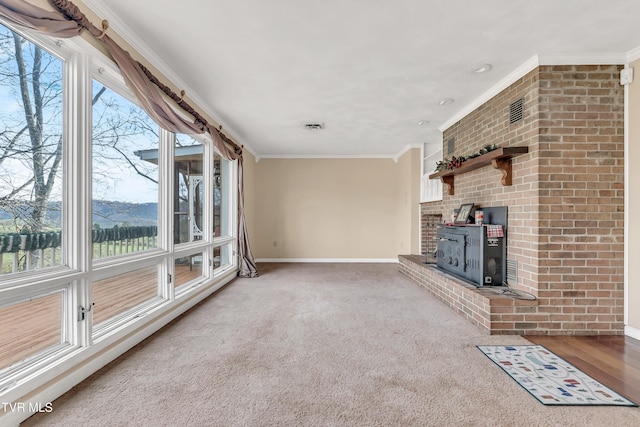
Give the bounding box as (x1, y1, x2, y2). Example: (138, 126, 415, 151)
(628, 59, 640, 332)
(252, 149, 421, 260)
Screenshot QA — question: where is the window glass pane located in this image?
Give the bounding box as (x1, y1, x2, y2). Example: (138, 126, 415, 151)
(214, 153, 230, 238)
(174, 135, 203, 244)
(213, 244, 231, 271)
(421, 149, 443, 203)
(92, 81, 159, 260)
(0, 24, 64, 274)
(92, 265, 159, 328)
(0, 290, 66, 371)
(174, 253, 204, 288)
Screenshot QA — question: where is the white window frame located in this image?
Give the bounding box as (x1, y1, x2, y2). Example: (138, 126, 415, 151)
(213, 152, 238, 278)
(421, 144, 443, 203)
(0, 19, 240, 412)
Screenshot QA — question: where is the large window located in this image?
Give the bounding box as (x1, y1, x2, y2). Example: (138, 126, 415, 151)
(0, 23, 64, 275)
(214, 153, 231, 238)
(0, 289, 69, 372)
(174, 135, 204, 245)
(0, 19, 238, 407)
(92, 264, 160, 332)
(92, 81, 159, 260)
(421, 145, 443, 203)
(213, 244, 232, 271)
(174, 253, 204, 289)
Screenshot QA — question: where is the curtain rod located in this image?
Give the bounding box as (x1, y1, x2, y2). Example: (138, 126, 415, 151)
(48, 0, 242, 154)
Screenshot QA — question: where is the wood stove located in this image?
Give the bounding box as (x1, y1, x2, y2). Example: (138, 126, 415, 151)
(435, 206, 507, 287)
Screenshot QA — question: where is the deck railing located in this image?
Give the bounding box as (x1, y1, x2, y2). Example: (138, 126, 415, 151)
(0, 231, 62, 274)
(1, 226, 158, 274)
(92, 226, 158, 258)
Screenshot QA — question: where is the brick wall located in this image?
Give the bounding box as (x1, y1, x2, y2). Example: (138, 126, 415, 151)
(399, 255, 538, 335)
(414, 65, 624, 335)
(420, 213, 442, 258)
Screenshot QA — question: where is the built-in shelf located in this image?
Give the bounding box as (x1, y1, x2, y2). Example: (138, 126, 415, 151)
(428, 146, 529, 195)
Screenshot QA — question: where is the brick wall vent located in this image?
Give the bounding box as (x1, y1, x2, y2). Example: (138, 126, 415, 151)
(506, 258, 518, 284)
(447, 137, 456, 154)
(509, 97, 524, 124)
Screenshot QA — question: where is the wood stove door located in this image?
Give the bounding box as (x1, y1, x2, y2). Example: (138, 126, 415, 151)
(441, 231, 466, 277)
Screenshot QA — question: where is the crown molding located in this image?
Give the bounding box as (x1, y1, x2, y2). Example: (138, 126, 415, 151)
(81, 0, 256, 156)
(627, 45, 640, 63)
(75, 4, 640, 159)
(258, 154, 396, 160)
(438, 52, 629, 132)
(257, 144, 421, 162)
(538, 52, 627, 65)
(392, 144, 422, 163)
(438, 55, 540, 132)
(240, 144, 260, 162)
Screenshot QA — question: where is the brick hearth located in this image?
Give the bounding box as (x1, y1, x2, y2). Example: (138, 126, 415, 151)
(399, 255, 537, 335)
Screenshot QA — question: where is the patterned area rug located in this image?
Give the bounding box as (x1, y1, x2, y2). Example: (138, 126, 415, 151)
(477, 345, 638, 406)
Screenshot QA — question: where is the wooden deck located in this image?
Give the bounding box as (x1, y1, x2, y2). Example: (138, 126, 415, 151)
(0, 293, 62, 371)
(0, 264, 202, 372)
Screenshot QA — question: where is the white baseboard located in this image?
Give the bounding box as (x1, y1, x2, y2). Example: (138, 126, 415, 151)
(255, 258, 398, 263)
(625, 325, 640, 341)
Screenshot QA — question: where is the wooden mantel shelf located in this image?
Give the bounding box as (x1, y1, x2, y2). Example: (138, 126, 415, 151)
(428, 146, 529, 195)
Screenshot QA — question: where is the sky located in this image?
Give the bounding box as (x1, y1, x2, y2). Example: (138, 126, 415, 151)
(1, 23, 160, 204)
(1, 23, 209, 208)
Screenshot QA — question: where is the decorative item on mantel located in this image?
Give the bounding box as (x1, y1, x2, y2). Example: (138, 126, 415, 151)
(429, 145, 529, 195)
(435, 144, 499, 172)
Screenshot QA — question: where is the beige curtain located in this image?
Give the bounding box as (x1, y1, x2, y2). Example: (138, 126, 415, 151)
(237, 156, 258, 276)
(0, 0, 81, 36)
(0, 0, 258, 277)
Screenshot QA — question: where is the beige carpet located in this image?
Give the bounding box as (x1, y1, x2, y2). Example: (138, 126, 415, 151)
(23, 263, 640, 426)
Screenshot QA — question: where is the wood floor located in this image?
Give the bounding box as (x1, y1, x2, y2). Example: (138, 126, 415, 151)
(0, 264, 202, 372)
(528, 335, 640, 404)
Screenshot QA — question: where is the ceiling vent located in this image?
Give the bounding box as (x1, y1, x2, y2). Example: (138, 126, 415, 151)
(303, 122, 325, 130)
(509, 97, 524, 125)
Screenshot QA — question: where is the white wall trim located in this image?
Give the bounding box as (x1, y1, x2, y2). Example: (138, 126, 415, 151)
(241, 144, 260, 162)
(624, 64, 630, 327)
(438, 53, 630, 133)
(81, 0, 256, 156)
(627, 46, 640, 63)
(255, 258, 398, 263)
(625, 325, 640, 341)
(438, 55, 540, 132)
(257, 154, 398, 160)
(538, 52, 627, 65)
(392, 144, 422, 163)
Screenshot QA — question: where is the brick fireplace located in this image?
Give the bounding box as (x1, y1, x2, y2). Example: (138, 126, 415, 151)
(400, 65, 625, 335)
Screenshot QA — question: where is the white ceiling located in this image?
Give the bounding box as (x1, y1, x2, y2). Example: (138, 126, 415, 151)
(83, 0, 640, 159)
